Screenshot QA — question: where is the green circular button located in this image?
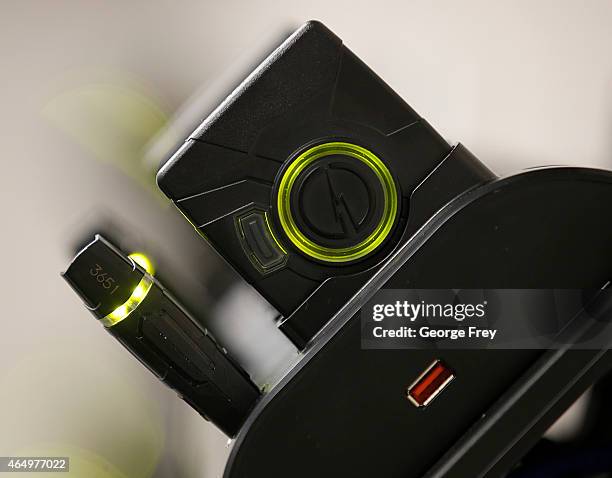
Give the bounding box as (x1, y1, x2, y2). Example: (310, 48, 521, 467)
(276, 142, 398, 263)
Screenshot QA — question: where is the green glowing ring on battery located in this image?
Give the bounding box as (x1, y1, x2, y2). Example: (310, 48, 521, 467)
(101, 253, 155, 327)
(276, 142, 398, 263)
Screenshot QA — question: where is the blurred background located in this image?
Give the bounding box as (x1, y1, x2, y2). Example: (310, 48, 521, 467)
(1, 1, 611, 476)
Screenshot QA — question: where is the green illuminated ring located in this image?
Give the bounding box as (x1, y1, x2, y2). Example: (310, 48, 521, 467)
(276, 142, 398, 263)
(101, 274, 153, 327)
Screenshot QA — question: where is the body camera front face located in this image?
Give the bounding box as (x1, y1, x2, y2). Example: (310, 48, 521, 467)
(157, 21, 491, 348)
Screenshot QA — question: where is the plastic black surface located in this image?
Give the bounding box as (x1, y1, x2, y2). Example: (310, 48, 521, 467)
(63, 236, 143, 317)
(157, 21, 470, 347)
(224, 168, 612, 478)
(63, 237, 260, 437)
(290, 153, 386, 249)
(153, 19, 612, 476)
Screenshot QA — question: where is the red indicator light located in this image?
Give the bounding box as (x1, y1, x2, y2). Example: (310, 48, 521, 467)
(407, 360, 455, 407)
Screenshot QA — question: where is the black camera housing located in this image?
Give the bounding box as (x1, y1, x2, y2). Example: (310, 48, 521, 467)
(157, 21, 494, 349)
